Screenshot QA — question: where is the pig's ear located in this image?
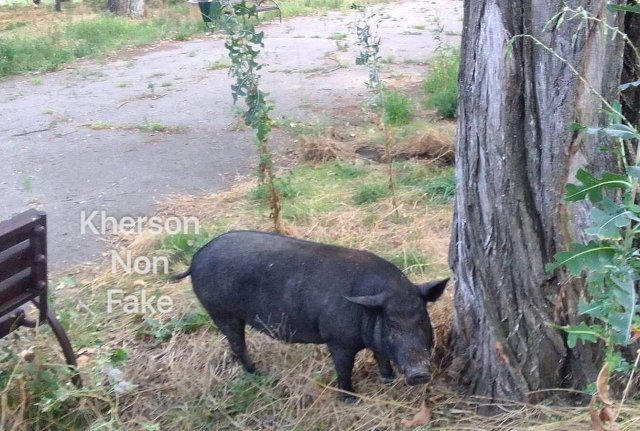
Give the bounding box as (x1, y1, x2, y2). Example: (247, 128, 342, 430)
(345, 291, 388, 308)
(417, 278, 449, 302)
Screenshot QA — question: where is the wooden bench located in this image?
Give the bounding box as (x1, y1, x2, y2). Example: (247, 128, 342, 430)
(196, 0, 283, 30)
(0, 209, 81, 387)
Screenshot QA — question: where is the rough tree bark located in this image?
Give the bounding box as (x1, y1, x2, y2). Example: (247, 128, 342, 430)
(449, 0, 627, 403)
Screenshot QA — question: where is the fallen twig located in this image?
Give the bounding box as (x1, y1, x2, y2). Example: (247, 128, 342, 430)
(12, 127, 50, 137)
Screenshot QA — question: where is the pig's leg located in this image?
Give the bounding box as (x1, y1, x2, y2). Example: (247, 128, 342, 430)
(328, 344, 357, 401)
(213, 317, 256, 373)
(373, 351, 395, 384)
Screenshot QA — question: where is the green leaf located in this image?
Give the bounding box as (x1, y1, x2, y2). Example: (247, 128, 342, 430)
(610, 101, 623, 123)
(546, 241, 616, 274)
(578, 297, 608, 320)
(570, 122, 587, 132)
(564, 169, 631, 202)
(610, 269, 637, 308)
(585, 199, 635, 240)
(608, 4, 640, 14)
(586, 124, 639, 140)
(564, 323, 603, 348)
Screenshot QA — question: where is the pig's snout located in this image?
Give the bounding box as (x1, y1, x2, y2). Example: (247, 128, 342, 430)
(404, 367, 430, 386)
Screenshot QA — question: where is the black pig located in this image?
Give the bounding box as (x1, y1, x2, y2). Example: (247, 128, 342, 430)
(172, 231, 448, 399)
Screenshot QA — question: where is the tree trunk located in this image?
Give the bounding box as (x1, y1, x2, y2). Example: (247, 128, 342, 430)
(449, 0, 626, 403)
(108, 0, 146, 18)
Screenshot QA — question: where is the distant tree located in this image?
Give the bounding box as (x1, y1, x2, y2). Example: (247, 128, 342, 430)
(449, 0, 629, 404)
(33, 0, 66, 13)
(107, 0, 146, 18)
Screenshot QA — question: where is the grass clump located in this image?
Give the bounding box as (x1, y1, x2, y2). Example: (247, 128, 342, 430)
(250, 177, 299, 201)
(0, 36, 73, 76)
(224, 374, 277, 416)
(139, 312, 212, 344)
(159, 230, 212, 263)
(423, 48, 460, 118)
(353, 183, 391, 205)
(136, 121, 186, 133)
(0, 14, 201, 78)
(332, 163, 366, 179)
(421, 172, 456, 202)
(387, 249, 433, 276)
(381, 90, 414, 126)
(399, 165, 456, 202)
(208, 58, 231, 70)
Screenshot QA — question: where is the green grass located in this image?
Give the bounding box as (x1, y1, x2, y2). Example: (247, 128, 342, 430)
(423, 48, 460, 119)
(249, 163, 394, 218)
(0, 14, 202, 78)
(159, 230, 213, 264)
(381, 90, 414, 126)
(329, 32, 347, 40)
(399, 166, 456, 203)
(208, 58, 231, 70)
(136, 121, 186, 133)
(353, 183, 391, 205)
(396, 164, 456, 204)
(250, 177, 299, 201)
(223, 374, 277, 416)
(86, 121, 115, 130)
(0, 1, 393, 78)
(139, 312, 212, 344)
(387, 249, 432, 275)
(333, 163, 367, 179)
(421, 173, 456, 202)
(1, 20, 28, 31)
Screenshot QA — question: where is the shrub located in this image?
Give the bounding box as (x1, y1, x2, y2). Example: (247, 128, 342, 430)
(381, 90, 414, 126)
(423, 49, 460, 118)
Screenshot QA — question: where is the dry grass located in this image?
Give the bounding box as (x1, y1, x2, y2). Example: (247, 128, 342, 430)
(294, 135, 352, 163)
(2, 161, 639, 430)
(1, 161, 457, 430)
(4, 316, 640, 430)
(393, 121, 456, 164)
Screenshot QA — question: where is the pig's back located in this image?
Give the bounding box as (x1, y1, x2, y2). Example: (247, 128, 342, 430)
(188, 231, 399, 342)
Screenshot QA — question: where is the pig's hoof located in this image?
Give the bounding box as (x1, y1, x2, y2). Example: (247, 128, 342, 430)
(379, 375, 395, 385)
(241, 362, 257, 373)
(340, 393, 359, 404)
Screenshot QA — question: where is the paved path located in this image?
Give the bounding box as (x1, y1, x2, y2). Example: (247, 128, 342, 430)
(0, 0, 462, 270)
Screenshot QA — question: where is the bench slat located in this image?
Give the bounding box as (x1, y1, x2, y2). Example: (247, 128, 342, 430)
(0, 268, 36, 317)
(0, 239, 32, 281)
(0, 209, 45, 250)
